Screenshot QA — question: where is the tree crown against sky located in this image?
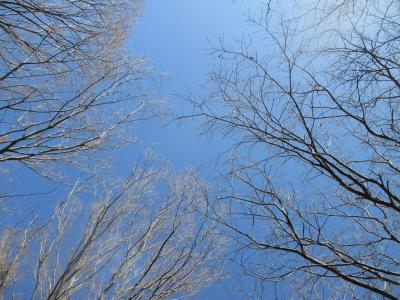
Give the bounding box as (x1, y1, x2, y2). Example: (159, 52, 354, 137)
(0, 154, 223, 299)
(188, 0, 400, 298)
(0, 0, 157, 178)
(0, 1, 223, 299)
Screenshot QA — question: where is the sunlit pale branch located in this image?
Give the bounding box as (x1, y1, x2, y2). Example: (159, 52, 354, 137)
(0, 157, 223, 299)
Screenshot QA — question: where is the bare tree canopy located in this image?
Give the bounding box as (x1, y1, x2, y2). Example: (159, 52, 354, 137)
(0, 155, 223, 299)
(191, 0, 400, 298)
(0, 2, 225, 299)
(0, 0, 153, 174)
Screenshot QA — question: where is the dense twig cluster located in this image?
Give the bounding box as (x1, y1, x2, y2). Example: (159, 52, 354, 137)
(0, 0, 151, 174)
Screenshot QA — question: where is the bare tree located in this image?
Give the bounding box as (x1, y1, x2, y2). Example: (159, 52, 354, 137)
(191, 0, 400, 298)
(0, 0, 154, 176)
(0, 154, 223, 299)
(0, 2, 227, 299)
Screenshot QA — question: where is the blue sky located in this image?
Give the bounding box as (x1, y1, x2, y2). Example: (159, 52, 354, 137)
(128, 0, 265, 174)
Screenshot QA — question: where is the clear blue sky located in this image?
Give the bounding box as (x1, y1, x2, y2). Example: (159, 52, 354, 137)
(127, 0, 265, 174)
